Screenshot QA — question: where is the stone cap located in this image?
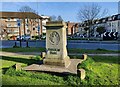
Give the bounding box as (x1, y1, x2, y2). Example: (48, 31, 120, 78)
(45, 21, 66, 29)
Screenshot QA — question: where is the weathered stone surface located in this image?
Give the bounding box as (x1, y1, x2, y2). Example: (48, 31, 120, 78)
(23, 59, 82, 74)
(15, 63, 21, 71)
(77, 69, 86, 80)
(82, 54, 87, 61)
(43, 21, 71, 68)
(41, 52, 46, 59)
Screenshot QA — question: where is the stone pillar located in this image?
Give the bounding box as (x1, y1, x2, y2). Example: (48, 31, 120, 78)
(77, 69, 86, 80)
(43, 21, 71, 68)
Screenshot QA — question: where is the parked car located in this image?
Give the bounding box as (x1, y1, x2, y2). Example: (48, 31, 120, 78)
(41, 36, 46, 39)
(17, 35, 31, 41)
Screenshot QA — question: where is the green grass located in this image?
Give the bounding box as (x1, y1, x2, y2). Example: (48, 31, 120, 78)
(1, 47, 46, 52)
(1, 55, 119, 85)
(78, 56, 119, 85)
(1, 47, 119, 53)
(68, 48, 119, 54)
(2, 75, 61, 85)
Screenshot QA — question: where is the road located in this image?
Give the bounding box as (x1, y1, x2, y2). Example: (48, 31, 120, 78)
(0, 40, 120, 51)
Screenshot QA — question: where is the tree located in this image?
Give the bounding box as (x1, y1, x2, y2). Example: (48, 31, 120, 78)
(78, 3, 108, 37)
(96, 26, 106, 37)
(57, 15, 63, 21)
(84, 27, 90, 31)
(19, 5, 37, 14)
(50, 15, 57, 21)
(0, 20, 8, 40)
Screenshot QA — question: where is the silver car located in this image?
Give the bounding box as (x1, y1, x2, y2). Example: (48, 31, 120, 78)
(17, 35, 31, 41)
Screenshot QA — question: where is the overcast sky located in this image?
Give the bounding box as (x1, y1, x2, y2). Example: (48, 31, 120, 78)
(0, 2, 118, 22)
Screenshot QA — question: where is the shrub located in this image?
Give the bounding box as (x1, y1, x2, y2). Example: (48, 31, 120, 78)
(78, 57, 94, 70)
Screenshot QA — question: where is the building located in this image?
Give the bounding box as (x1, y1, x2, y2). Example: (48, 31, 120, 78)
(0, 12, 49, 40)
(66, 21, 79, 36)
(78, 14, 120, 39)
(41, 15, 50, 34)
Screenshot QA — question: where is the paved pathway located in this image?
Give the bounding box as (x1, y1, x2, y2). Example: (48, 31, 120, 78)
(0, 52, 119, 57)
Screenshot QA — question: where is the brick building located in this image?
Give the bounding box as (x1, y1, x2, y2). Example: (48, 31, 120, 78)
(66, 21, 79, 36)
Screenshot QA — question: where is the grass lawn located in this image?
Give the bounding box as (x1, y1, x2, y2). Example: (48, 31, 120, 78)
(1, 47, 119, 53)
(1, 54, 119, 86)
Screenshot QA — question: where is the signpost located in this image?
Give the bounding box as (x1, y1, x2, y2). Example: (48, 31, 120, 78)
(17, 19, 22, 47)
(38, 25, 40, 40)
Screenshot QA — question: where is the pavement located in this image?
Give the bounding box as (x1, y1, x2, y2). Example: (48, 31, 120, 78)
(0, 52, 119, 57)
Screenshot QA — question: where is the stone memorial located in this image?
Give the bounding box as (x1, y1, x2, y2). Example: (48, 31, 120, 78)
(23, 21, 85, 75)
(43, 21, 71, 68)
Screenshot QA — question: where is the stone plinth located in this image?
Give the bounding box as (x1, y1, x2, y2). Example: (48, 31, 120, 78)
(23, 59, 82, 74)
(43, 21, 71, 68)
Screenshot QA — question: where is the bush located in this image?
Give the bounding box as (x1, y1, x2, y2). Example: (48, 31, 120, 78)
(78, 57, 94, 70)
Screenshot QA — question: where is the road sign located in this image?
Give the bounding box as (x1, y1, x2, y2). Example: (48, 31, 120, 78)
(17, 19, 21, 27)
(108, 32, 111, 37)
(113, 32, 116, 37)
(38, 26, 40, 31)
(103, 32, 107, 36)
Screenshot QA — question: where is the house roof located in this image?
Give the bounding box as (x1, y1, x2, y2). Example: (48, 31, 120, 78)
(0, 12, 42, 19)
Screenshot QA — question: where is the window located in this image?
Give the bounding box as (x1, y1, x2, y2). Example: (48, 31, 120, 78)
(13, 19, 17, 21)
(8, 18, 11, 21)
(33, 28, 35, 30)
(118, 15, 120, 20)
(108, 17, 112, 21)
(7, 24, 11, 27)
(14, 24, 18, 27)
(14, 30, 18, 32)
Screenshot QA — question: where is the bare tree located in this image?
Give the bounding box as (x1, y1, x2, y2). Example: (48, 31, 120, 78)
(50, 15, 57, 21)
(57, 15, 63, 21)
(0, 21, 8, 40)
(96, 26, 106, 37)
(78, 3, 108, 21)
(78, 3, 108, 37)
(19, 5, 37, 14)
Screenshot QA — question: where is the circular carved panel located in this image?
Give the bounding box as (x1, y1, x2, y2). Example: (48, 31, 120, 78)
(49, 31, 60, 45)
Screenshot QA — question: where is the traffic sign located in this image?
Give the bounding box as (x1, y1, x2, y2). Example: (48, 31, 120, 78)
(108, 32, 111, 37)
(103, 32, 107, 36)
(113, 32, 116, 37)
(17, 19, 21, 27)
(38, 26, 40, 31)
